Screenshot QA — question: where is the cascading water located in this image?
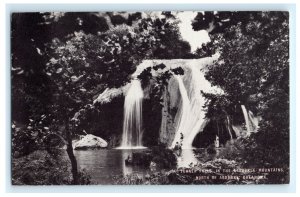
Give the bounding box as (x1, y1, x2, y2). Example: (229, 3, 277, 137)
(118, 56, 220, 151)
(171, 61, 218, 149)
(241, 105, 251, 135)
(241, 105, 260, 135)
(173, 75, 191, 148)
(119, 79, 144, 149)
(226, 116, 233, 140)
(249, 110, 260, 132)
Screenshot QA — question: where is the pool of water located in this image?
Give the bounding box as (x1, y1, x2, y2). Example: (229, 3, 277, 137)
(74, 148, 214, 184)
(74, 149, 150, 184)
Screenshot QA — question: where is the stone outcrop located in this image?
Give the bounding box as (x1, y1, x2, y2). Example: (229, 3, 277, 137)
(73, 134, 108, 150)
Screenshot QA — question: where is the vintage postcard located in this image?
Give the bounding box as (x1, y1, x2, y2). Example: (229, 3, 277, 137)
(11, 11, 289, 185)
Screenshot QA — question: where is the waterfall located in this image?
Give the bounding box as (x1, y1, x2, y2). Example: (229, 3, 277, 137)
(226, 116, 233, 140)
(249, 110, 260, 132)
(119, 79, 144, 149)
(241, 105, 261, 135)
(241, 105, 251, 134)
(171, 62, 214, 149)
(119, 56, 220, 151)
(172, 76, 191, 148)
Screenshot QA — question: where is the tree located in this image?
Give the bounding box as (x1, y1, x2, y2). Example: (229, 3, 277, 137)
(11, 12, 113, 184)
(193, 12, 289, 168)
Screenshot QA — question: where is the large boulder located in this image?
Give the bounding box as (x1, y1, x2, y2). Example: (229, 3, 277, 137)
(73, 134, 108, 150)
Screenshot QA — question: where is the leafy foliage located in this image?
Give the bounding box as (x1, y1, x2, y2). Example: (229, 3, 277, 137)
(194, 12, 289, 167)
(12, 150, 92, 185)
(11, 114, 64, 157)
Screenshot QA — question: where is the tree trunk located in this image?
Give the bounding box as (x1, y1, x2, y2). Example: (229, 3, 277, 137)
(65, 123, 79, 185)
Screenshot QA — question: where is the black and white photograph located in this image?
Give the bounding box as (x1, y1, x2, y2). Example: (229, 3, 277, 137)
(11, 11, 290, 185)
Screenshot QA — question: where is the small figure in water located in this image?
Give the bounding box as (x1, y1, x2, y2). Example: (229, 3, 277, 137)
(125, 154, 132, 165)
(174, 142, 182, 156)
(214, 135, 219, 148)
(174, 142, 180, 151)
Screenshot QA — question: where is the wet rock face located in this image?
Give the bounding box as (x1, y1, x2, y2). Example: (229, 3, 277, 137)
(142, 98, 162, 147)
(159, 77, 180, 146)
(141, 76, 180, 147)
(141, 78, 164, 147)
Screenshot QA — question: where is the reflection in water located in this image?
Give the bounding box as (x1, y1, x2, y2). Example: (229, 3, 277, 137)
(122, 149, 132, 176)
(74, 149, 149, 184)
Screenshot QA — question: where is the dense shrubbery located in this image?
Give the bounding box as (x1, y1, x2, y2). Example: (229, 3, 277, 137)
(12, 150, 91, 185)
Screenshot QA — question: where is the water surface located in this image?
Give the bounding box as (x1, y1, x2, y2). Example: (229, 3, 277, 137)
(74, 149, 149, 184)
(74, 148, 216, 184)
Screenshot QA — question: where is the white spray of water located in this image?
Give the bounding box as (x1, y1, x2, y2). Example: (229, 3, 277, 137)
(240, 105, 261, 135)
(171, 61, 218, 149)
(241, 105, 251, 135)
(119, 79, 144, 149)
(249, 110, 260, 132)
(226, 116, 233, 140)
(173, 75, 191, 148)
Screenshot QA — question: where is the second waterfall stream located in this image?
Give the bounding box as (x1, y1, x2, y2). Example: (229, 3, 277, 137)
(120, 79, 144, 149)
